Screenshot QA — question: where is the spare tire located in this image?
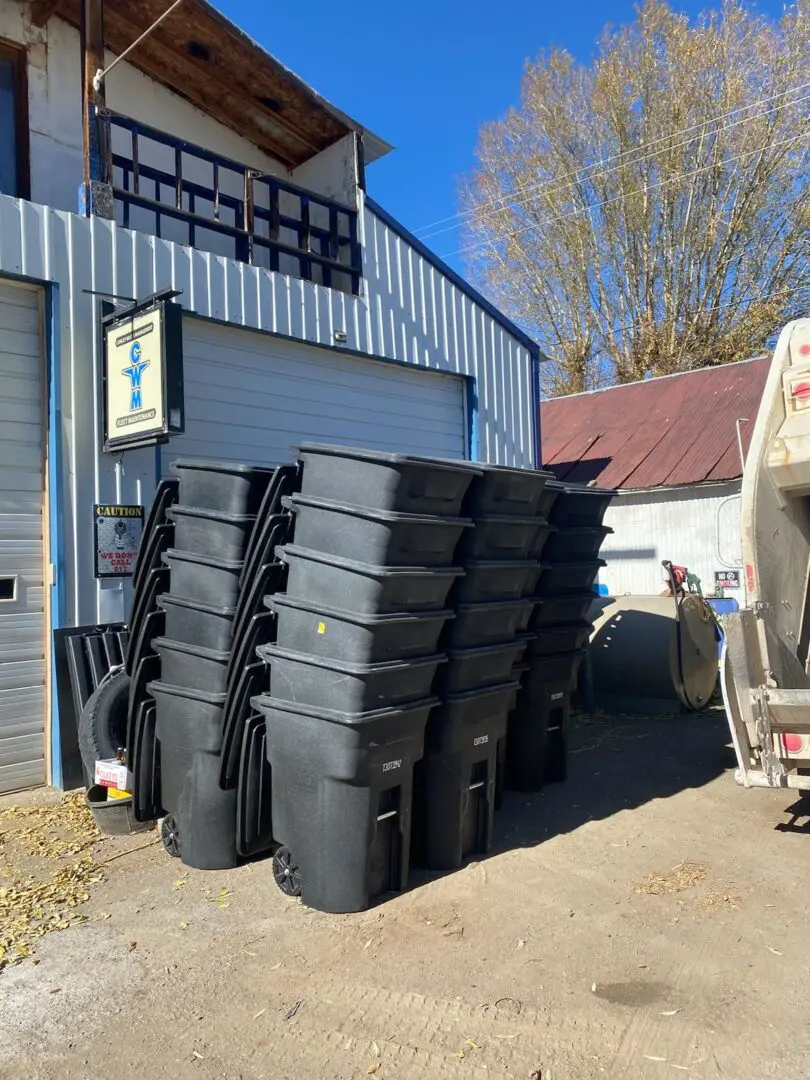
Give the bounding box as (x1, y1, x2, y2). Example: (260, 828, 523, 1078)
(78, 671, 131, 785)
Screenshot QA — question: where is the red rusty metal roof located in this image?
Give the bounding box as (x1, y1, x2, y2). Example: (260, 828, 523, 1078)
(540, 356, 770, 490)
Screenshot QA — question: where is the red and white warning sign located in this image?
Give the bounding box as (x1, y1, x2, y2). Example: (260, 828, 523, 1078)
(94, 503, 144, 578)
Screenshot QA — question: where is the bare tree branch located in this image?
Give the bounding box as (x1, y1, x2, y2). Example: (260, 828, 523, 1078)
(463, 0, 810, 395)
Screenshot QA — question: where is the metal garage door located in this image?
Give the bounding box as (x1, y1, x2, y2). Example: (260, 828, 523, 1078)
(0, 281, 46, 793)
(163, 319, 467, 469)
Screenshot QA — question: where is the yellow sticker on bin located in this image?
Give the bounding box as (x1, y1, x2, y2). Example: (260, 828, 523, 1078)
(317, 621, 326, 635)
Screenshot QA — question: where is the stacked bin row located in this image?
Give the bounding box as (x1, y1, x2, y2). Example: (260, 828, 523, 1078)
(121, 444, 615, 915)
(254, 444, 478, 913)
(506, 482, 615, 791)
(124, 478, 177, 824)
(416, 462, 554, 871)
(137, 459, 296, 869)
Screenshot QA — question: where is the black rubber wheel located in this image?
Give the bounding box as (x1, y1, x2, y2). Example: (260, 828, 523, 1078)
(78, 670, 131, 785)
(160, 816, 182, 857)
(272, 846, 302, 897)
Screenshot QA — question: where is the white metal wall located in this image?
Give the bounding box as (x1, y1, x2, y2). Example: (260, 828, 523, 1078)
(0, 192, 536, 628)
(600, 481, 744, 602)
(167, 318, 466, 467)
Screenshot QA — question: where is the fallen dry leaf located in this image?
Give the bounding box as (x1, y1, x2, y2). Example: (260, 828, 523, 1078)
(284, 1000, 302, 1021)
(635, 861, 707, 896)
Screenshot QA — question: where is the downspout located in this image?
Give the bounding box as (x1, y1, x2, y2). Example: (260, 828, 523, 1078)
(531, 350, 542, 468)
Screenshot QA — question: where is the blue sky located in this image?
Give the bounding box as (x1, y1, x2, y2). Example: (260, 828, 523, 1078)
(220, 0, 786, 275)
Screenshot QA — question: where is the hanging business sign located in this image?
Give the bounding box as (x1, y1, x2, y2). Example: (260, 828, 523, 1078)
(94, 504, 144, 578)
(103, 296, 184, 452)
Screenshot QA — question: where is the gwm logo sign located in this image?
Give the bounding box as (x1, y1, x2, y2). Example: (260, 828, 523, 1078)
(103, 292, 184, 453)
(123, 340, 150, 412)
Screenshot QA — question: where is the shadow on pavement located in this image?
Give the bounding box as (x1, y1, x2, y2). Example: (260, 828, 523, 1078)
(491, 707, 736, 851)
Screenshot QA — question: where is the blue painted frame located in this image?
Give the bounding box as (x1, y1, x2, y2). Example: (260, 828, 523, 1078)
(46, 284, 67, 787)
(466, 376, 480, 462)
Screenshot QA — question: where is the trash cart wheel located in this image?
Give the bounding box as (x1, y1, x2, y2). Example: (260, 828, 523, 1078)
(160, 815, 182, 858)
(272, 846, 302, 897)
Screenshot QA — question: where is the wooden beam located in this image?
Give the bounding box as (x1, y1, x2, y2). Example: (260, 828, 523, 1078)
(59, 0, 326, 165)
(105, 6, 320, 156)
(29, 0, 60, 28)
(80, 0, 105, 193)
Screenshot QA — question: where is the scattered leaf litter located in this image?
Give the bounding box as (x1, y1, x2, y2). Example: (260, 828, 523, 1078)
(635, 861, 707, 896)
(0, 792, 105, 970)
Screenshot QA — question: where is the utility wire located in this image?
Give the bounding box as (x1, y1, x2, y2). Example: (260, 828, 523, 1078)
(414, 81, 810, 240)
(547, 280, 810, 348)
(442, 130, 810, 260)
(421, 90, 810, 244)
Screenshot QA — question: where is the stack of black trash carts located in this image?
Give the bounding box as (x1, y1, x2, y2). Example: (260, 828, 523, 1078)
(121, 445, 613, 913)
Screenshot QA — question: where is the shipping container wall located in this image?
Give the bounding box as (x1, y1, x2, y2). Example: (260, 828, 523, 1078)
(0, 192, 537, 627)
(600, 481, 743, 603)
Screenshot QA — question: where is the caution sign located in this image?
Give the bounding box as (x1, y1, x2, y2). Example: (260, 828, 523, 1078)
(94, 504, 144, 578)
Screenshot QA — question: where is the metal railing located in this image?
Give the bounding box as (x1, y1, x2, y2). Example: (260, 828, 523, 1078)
(97, 110, 362, 294)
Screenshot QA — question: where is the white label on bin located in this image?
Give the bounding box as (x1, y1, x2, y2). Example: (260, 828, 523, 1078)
(382, 759, 402, 772)
(473, 735, 489, 747)
(94, 758, 131, 789)
(550, 692, 564, 702)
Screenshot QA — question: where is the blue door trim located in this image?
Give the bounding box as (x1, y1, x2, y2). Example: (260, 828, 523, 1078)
(466, 376, 480, 462)
(46, 284, 67, 787)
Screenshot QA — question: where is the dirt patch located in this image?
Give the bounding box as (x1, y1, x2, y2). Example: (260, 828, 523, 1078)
(2, 710, 810, 1080)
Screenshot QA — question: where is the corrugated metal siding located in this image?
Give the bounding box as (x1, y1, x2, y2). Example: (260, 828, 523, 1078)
(0, 192, 535, 627)
(0, 281, 46, 793)
(600, 481, 743, 600)
(166, 318, 466, 467)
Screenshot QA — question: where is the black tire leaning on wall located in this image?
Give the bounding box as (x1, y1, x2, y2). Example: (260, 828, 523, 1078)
(78, 671, 131, 785)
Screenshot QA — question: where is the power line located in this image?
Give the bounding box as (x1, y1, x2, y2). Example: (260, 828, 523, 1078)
(421, 89, 810, 244)
(414, 81, 810, 240)
(547, 280, 810, 348)
(442, 129, 810, 260)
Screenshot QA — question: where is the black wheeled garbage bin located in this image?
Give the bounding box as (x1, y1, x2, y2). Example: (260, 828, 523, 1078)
(412, 682, 516, 872)
(505, 650, 584, 791)
(252, 694, 434, 914)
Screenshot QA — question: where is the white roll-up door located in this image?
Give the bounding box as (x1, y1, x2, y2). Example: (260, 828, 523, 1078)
(0, 281, 46, 794)
(163, 319, 467, 470)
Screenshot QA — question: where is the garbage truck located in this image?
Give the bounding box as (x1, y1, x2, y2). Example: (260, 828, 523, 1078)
(721, 317, 810, 793)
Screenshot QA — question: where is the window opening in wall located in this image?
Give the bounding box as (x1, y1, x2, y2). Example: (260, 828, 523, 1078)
(0, 40, 29, 199)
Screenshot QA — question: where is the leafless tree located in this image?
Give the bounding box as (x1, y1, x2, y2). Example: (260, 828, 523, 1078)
(459, 0, 810, 395)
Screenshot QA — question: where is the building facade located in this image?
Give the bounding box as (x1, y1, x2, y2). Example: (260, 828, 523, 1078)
(540, 358, 770, 604)
(0, 0, 542, 792)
